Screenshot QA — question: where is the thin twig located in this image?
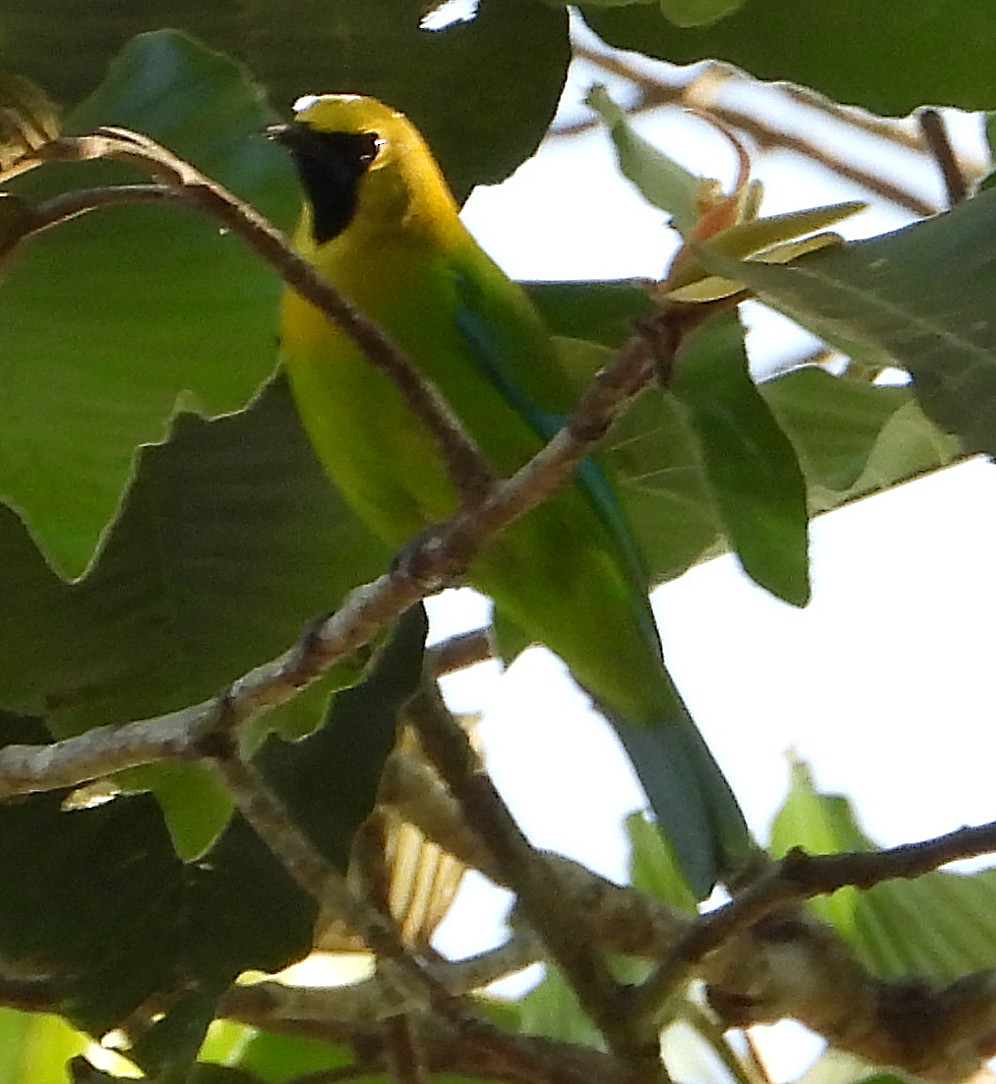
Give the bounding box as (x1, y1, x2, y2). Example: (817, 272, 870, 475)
(208, 745, 439, 1014)
(425, 628, 495, 678)
(919, 108, 969, 207)
(226, 979, 630, 1084)
(567, 47, 951, 217)
(633, 819, 996, 1030)
(208, 740, 580, 1084)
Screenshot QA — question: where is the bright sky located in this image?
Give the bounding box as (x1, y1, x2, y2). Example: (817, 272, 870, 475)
(420, 36, 996, 1082)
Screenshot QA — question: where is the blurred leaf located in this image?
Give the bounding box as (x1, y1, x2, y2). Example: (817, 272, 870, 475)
(0, 67, 58, 171)
(518, 965, 604, 1047)
(528, 279, 656, 348)
(627, 811, 698, 914)
(765, 372, 963, 513)
(658, 0, 746, 27)
(695, 191, 996, 457)
(554, 334, 721, 585)
(770, 762, 996, 981)
(0, 1007, 87, 1084)
(0, 31, 298, 578)
(581, 2, 996, 114)
(585, 85, 700, 233)
(0, 1, 568, 200)
(213, 1031, 353, 1084)
(671, 313, 810, 606)
(792, 1050, 900, 1084)
(0, 376, 389, 856)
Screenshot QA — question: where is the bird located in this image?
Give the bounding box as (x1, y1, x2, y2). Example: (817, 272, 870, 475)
(270, 93, 751, 896)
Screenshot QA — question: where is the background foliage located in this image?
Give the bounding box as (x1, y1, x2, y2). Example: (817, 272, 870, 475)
(0, 1, 993, 1082)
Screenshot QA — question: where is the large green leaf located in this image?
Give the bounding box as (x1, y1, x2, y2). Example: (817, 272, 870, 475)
(694, 189, 996, 456)
(0, 719, 314, 1057)
(770, 763, 996, 981)
(0, 0, 569, 199)
(581, 2, 996, 114)
(532, 282, 955, 586)
(760, 367, 962, 511)
(0, 606, 426, 1075)
(0, 1008, 87, 1084)
(0, 375, 390, 855)
(671, 313, 810, 606)
(0, 31, 298, 578)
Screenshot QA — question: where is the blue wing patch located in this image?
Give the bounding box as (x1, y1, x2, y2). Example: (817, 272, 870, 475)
(453, 271, 655, 630)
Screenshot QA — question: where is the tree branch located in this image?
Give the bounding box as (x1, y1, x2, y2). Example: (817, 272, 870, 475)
(918, 108, 969, 207)
(12, 129, 497, 506)
(634, 820, 996, 1029)
(405, 681, 667, 1084)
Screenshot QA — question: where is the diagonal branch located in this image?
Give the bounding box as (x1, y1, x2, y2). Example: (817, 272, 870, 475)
(9, 130, 497, 505)
(0, 300, 701, 802)
(405, 681, 666, 1084)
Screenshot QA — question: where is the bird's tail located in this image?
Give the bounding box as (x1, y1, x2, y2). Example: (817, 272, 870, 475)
(605, 699, 754, 899)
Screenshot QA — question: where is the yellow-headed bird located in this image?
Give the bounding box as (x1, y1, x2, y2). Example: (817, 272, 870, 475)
(272, 94, 750, 895)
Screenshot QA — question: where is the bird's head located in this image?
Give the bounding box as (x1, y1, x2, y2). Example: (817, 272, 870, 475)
(268, 94, 459, 246)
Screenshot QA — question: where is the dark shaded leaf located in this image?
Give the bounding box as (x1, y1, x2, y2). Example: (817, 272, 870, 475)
(0, 608, 425, 1074)
(534, 282, 957, 588)
(0, 31, 298, 577)
(0, 376, 390, 855)
(527, 279, 656, 349)
(582, 2, 996, 114)
(671, 313, 810, 605)
(695, 191, 996, 456)
(0, 719, 313, 1048)
(0, 1, 569, 200)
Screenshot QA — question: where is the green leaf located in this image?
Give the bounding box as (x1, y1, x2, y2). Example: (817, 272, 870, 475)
(627, 812, 698, 914)
(1, 2, 569, 201)
(0, 31, 298, 578)
(518, 965, 604, 1047)
(694, 190, 996, 457)
(553, 334, 721, 586)
(658, 0, 746, 27)
(581, 2, 996, 114)
(213, 1031, 354, 1084)
(770, 762, 996, 981)
(670, 313, 811, 606)
(0, 717, 312, 1052)
(536, 282, 960, 588)
(538, 287, 957, 593)
(585, 85, 700, 233)
(527, 279, 656, 349)
(0, 376, 389, 856)
(0, 1008, 87, 1084)
(0, 609, 425, 1074)
(760, 368, 963, 513)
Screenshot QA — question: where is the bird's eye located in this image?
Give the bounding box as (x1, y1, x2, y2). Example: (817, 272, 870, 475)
(359, 132, 381, 165)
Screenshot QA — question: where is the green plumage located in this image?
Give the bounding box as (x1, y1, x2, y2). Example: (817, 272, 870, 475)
(275, 94, 750, 895)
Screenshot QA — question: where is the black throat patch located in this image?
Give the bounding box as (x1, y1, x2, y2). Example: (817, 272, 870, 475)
(279, 126, 380, 245)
